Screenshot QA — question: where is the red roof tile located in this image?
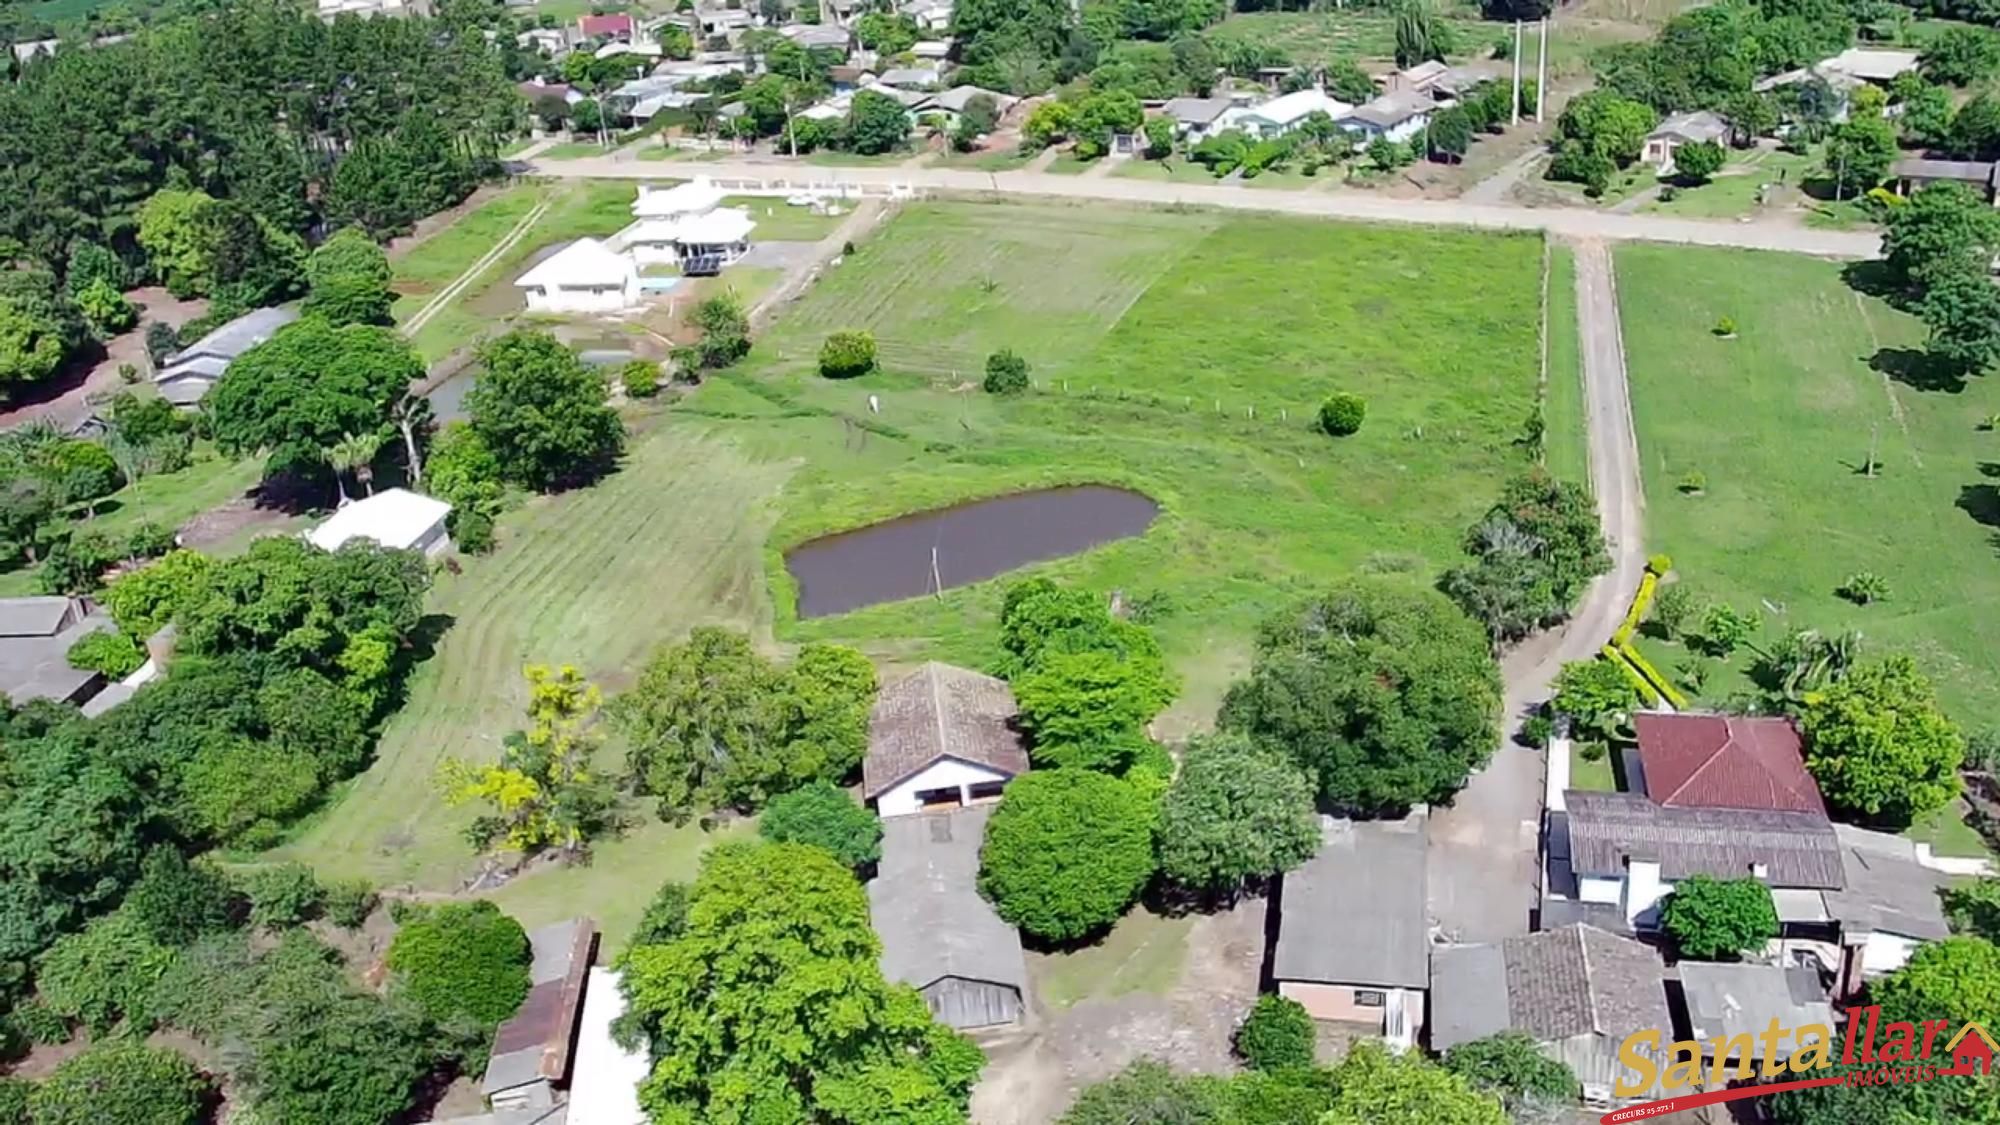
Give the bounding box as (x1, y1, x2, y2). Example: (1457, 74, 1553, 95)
(1635, 713, 1826, 815)
(578, 13, 633, 37)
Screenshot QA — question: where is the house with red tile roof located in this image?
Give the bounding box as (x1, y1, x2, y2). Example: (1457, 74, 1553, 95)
(577, 12, 633, 41)
(1634, 712, 1826, 816)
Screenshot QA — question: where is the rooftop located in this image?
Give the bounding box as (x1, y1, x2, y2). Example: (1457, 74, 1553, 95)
(930, 85, 1017, 114)
(1893, 157, 1996, 184)
(1635, 712, 1824, 815)
(1650, 110, 1731, 144)
(1822, 825, 1949, 940)
(1162, 95, 1234, 125)
(1679, 962, 1834, 1058)
(869, 806, 1028, 993)
(1273, 814, 1428, 989)
(863, 663, 1028, 799)
(632, 176, 723, 218)
(565, 967, 648, 1125)
(1564, 790, 1842, 888)
(159, 306, 299, 370)
(1246, 87, 1352, 127)
(0, 596, 113, 705)
(1345, 90, 1431, 129)
(1822, 47, 1920, 80)
(482, 918, 596, 1096)
(306, 488, 452, 554)
(1503, 924, 1668, 1044)
(515, 237, 636, 289)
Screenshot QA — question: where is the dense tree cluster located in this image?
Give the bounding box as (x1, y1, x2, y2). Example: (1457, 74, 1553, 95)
(208, 315, 423, 483)
(1593, 0, 1851, 114)
(1059, 1044, 1504, 1124)
(995, 577, 1176, 774)
(613, 628, 877, 823)
(1441, 469, 1609, 644)
(1219, 579, 1501, 814)
(1880, 182, 2000, 378)
(617, 844, 985, 1123)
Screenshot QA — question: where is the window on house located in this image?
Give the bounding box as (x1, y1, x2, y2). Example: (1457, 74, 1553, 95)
(915, 786, 962, 810)
(966, 781, 1006, 802)
(1353, 990, 1386, 1008)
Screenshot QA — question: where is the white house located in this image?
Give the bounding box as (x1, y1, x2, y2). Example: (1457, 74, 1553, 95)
(901, 0, 952, 32)
(627, 178, 757, 271)
(515, 238, 641, 313)
(924, 85, 1018, 129)
(1234, 87, 1352, 138)
(307, 488, 454, 558)
(863, 663, 1029, 819)
(1160, 96, 1237, 142)
(1642, 110, 1730, 172)
(632, 176, 724, 220)
(1343, 90, 1434, 144)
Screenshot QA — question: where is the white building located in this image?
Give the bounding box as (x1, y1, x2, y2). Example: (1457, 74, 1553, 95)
(515, 237, 642, 313)
(1343, 90, 1435, 144)
(307, 488, 453, 558)
(863, 663, 1029, 819)
(1234, 88, 1353, 138)
(566, 967, 650, 1125)
(627, 178, 757, 272)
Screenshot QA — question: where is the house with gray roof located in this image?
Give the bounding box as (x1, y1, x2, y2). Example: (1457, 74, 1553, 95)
(1432, 924, 1670, 1109)
(481, 918, 596, 1114)
(864, 663, 1029, 818)
(1272, 812, 1428, 1050)
(868, 806, 1027, 1030)
(1160, 96, 1236, 141)
(1678, 961, 1835, 1075)
(1341, 90, 1434, 144)
(154, 306, 299, 407)
(1892, 157, 2000, 203)
(1643, 110, 1731, 172)
(0, 595, 117, 707)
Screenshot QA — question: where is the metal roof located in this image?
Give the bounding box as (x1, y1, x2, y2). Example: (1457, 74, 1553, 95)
(1679, 962, 1834, 1058)
(1563, 790, 1842, 888)
(1273, 814, 1429, 989)
(868, 806, 1027, 993)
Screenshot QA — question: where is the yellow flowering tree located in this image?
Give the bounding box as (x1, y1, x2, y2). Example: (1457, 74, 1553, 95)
(439, 664, 618, 858)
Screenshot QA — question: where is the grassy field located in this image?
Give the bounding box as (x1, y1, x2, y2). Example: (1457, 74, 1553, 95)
(1113, 158, 1227, 184)
(1036, 908, 1192, 1008)
(290, 201, 1545, 933)
(1569, 742, 1617, 792)
(1206, 9, 1480, 61)
(932, 146, 1037, 171)
(1617, 244, 2000, 728)
(729, 197, 844, 242)
(1543, 242, 1588, 488)
(1640, 148, 1816, 220)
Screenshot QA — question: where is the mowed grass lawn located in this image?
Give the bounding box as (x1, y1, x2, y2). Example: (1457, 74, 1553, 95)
(732, 200, 1543, 727)
(1617, 244, 2000, 724)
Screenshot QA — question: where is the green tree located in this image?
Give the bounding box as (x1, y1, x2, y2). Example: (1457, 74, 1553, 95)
(1556, 90, 1659, 165)
(759, 779, 884, 868)
(121, 847, 242, 946)
(303, 227, 394, 326)
(1444, 1030, 1576, 1111)
(1015, 648, 1173, 771)
(1323, 1041, 1506, 1125)
(234, 946, 430, 1125)
(36, 910, 174, 1034)
(984, 348, 1030, 394)
(619, 842, 983, 1123)
(1393, 0, 1454, 68)
(1219, 579, 1501, 813)
(75, 277, 137, 337)
(846, 89, 914, 154)
(208, 318, 419, 480)
(67, 629, 144, 677)
(684, 292, 752, 371)
(440, 665, 618, 858)
(423, 420, 503, 519)
(47, 439, 119, 516)
(1143, 114, 1175, 158)
(1920, 259, 2000, 377)
(1923, 25, 2000, 86)
(1822, 114, 1898, 197)
(1326, 58, 1378, 104)
(1874, 934, 2000, 1024)
(241, 863, 324, 928)
(29, 1043, 208, 1125)
(1156, 733, 1320, 896)
(1880, 182, 2000, 292)
(1945, 877, 2000, 942)
(1801, 654, 1963, 824)
(1428, 106, 1474, 161)
(1659, 874, 1778, 959)
(1551, 658, 1638, 745)
(818, 329, 878, 378)
(1673, 139, 1725, 182)
(138, 189, 220, 296)
(386, 900, 531, 1034)
(1236, 994, 1315, 1070)
(467, 330, 624, 491)
(977, 769, 1158, 941)
(1318, 391, 1366, 436)
(630, 881, 691, 947)
(0, 293, 72, 390)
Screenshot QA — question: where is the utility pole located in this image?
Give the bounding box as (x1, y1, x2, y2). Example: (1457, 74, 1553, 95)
(1535, 15, 1549, 123)
(1510, 21, 1522, 127)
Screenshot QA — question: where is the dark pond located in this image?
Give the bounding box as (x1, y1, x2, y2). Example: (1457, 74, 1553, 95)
(784, 485, 1161, 619)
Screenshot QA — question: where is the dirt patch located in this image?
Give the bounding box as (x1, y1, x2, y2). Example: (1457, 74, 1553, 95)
(0, 287, 207, 432)
(970, 899, 1265, 1125)
(176, 495, 294, 550)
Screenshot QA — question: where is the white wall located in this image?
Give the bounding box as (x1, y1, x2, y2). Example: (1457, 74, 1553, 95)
(876, 758, 1010, 818)
(1578, 876, 1624, 905)
(413, 521, 451, 559)
(1625, 860, 1669, 928)
(1862, 931, 1922, 976)
(523, 281, 635, 314)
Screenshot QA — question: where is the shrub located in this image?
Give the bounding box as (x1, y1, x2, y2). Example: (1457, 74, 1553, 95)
(978, 769, 1158, 942)
(30, 1042, 208, 1125)
(118, 362, 140, 384)
(621, 359, 661, 399)
(454, 508, 495, 554)
(817, 330, 877, 378)
(1677, 469, 1706, 494)
(1712, 315, 1737, 337)
(1838, 571, 1890, 605)
(386, 900, 531, 1032)
(1317, 392, 1366, 437)
(1578, 739, 1608, 762)
(983, 348, 1030, 395)
(1235, 995, 1316, 1070)
(1660, 874, 1778, 959)
(1518, 712, 1554, 748)
(143, 321, 178, 365)
(631, 881, 692, 947)
(1646, 553, 1672, 576)
(757, 780, 884, 869)
(241, 863, 324, 928)
(323, 879, 380, 929)
(1650, 582, 1695, 640)
(67, 629, 145, 677)
(1695, 603, 1756, 658)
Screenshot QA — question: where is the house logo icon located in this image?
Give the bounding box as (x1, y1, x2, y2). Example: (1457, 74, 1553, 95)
(1946, 1023, 1998, 1077)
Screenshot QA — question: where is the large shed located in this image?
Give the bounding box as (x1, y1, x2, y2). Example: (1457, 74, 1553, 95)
(868, 806, 1028, 1030)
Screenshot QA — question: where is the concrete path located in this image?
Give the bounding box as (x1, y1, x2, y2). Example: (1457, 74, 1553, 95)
(1425, 238, 1647, 943)
(527, 154, 1881, 257)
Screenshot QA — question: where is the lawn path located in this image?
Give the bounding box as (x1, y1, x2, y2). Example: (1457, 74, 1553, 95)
(402, 193, 553, 337)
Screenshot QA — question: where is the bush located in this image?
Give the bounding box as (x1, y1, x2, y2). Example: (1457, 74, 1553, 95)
(978, 769, 1158, 941)
(757, 779, 884, 869)
(620, 359, 661, 399)
(323, 879, 380, 929)
(118, 362, 140, 384)
(1235, 995, 1316, 1070)
(1518, 712, 1554, 748)
(143, 321, 179, 365)
(983, 348, 1030, 394)
(241, 863, 323, 928)
(1646, 553, 1672, 576)
(1838, 571, 1890, 605)
(1660, 874, 1778, 959)
(631, 881, 692, 947)
(1677, 469, 1707, 494)
(386, 900, 531, 1032)
(1713, 315, 1737, 337)
(1650, 582, 1695, 639)
(30, 1043, 208, 1125)
(1695, 602, 1755, 658)
(123, 848, 242, 946)
(454, 507, 495, 554)
(1317, 392, 1366, 437)
(67, 629, 145, 677)
(817, 330, 877, 378)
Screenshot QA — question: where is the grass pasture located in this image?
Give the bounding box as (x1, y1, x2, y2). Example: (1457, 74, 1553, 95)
(1543, 242, 1588, 488)
(1617, 244, 2000, 726)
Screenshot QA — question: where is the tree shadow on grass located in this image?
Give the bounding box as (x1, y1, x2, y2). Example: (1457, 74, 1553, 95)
(1870, 346, 1967, 394)
(1957, 483, 2000, 529)
(1841, 259, 1914, 310)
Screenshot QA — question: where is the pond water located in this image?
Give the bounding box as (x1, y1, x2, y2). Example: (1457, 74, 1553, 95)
(783, 485, 1161, 619)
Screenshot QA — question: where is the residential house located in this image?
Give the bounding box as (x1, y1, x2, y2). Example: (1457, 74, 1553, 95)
(925, 85, 1019, 129)
(514, 238, 641, 313)
(1431, 924, 1670, 1108)
(1818, 47, 1920, 84)
(860, 81, 933, 117)
(518, 80, 585, 108)
(1892, 157, 1999, 202)
(869, 807, 1029, 1029)
(0, 596, 117, 706)
(1642, 111, 1731, 173)
(627, 178, 756, 272)
(516, 27, 573, 56)
(565, 967, 650, 1125)
(1160, 95, 1238, 142)
(1343, 90, 1434, 143)
(10, 38, 59, 65)
(692, 7, 753, 43)
(481, 919, 596, 1113)
(829, 64, 874, 93)
(901, 0, 952, 32)
(1385, 60, 1502, 103)
(306, 488, 453, 558)
(910, 39, 950, 61)
(578, 12, 634, 42)
(1819, 825, 1950, 990)
(1272, 814, 1428, 1051)
(317, 0, 428, 19)
(783, 23, 851, 50)
(1630, 713, 1825, 815)
(154, 306, 300, 407)
(1383, 60, 1449, 96)
(822, 0, 863, 26)
(876, 65, 945, 91)
(863, 662, 1030, 818)
(1677, 961, 1835, 1081)
(1235, 88, 1352, 138)
(596, 38, 664, 62)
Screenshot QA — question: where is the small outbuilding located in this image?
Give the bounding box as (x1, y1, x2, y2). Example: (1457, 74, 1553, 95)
(0, 595, 117, 705)
(1892, 157, 1999, 203)
(863, 662, 1029, 818)
(515, 237, 641, 313)
(154, 306, 300, 408)
(481, 918, 597, 1113)
(307, 487, 453, 557)
(869, 806, 1029, 1030)
(1678, 960, 1835, 1077)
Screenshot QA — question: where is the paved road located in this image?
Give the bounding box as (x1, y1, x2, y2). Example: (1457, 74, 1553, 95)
(529, 154, 1881, 258)
(1425, 239, 1647, 944)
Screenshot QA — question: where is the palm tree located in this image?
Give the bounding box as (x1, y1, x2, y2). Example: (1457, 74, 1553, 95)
(323, 440, 356, 507)
(328, 431, 385, 501)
